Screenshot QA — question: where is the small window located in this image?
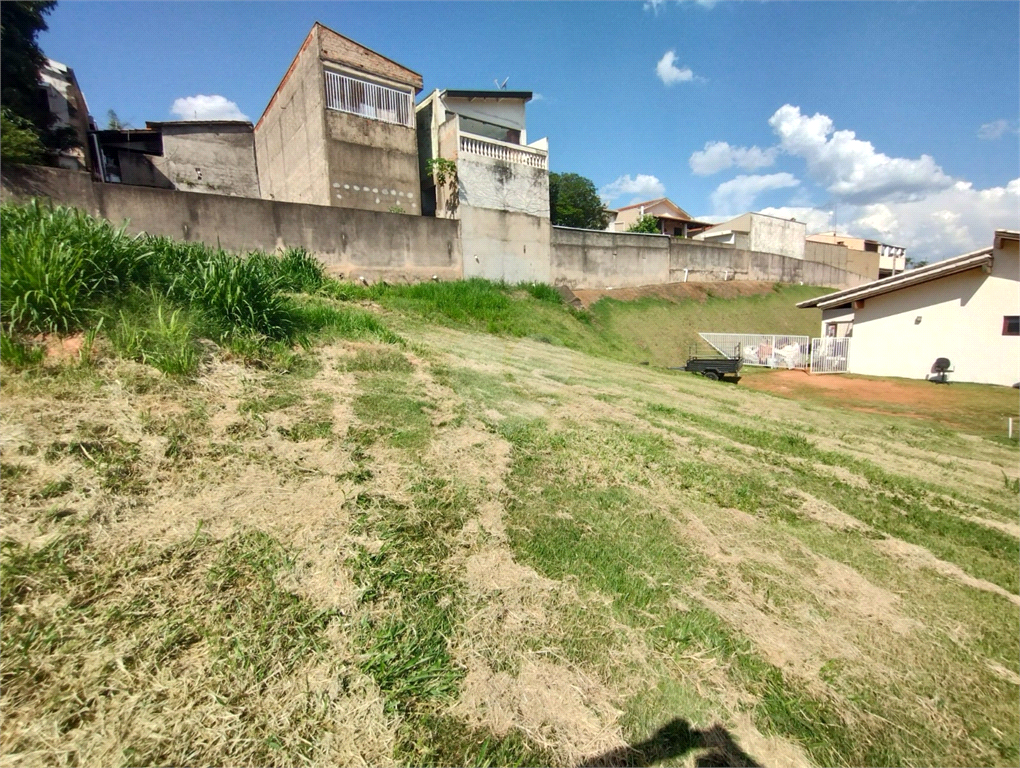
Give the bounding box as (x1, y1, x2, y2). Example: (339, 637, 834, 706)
(1004, 316, 1020, 336)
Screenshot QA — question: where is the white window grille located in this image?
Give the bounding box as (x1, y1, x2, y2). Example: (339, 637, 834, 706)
(323, 69, 413, 128)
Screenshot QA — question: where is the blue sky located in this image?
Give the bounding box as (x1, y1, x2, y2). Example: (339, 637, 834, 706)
(40, 1, 1019, 261)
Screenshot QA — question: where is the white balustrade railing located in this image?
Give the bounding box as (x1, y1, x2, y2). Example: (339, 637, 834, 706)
(810, 337, 852, 374)
(324, 70, 413, 128)
(459, 132, 548, 169)
(699, 333, 810, 369)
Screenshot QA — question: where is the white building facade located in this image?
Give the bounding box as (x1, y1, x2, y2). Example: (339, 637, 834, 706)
(798, 231, 1020, 387)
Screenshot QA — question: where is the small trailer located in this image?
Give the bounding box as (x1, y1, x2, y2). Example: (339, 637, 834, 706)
(668, 344, 743, 382)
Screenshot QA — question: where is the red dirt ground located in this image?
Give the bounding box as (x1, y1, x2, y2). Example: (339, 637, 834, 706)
(742, 369, 1019, 437)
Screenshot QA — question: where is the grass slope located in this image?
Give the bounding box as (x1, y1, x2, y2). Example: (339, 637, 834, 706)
(2, 207, 1017, 767)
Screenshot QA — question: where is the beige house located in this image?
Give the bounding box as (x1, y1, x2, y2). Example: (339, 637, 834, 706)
(693, 212, 807, 260)
(797, 230, 1020, 387)
(609, 198, 711, 237)
(806, 232, 906, 278)
(254, 22, 424, 212)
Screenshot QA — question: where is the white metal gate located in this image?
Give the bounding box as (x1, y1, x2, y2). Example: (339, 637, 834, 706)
(810, 337, 852, 374)
(699, 333, 809, 369)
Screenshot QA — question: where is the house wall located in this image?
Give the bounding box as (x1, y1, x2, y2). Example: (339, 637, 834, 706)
(152, 125, 259, 198)
(804, 240, 879, 280)
(323, 108, 421, 214)
(461, 207, 551, 283)
(1, 165, 460, 284)
(254, 30, 330, 206)
(747, 215, 806, 260)
(847, 243, 1020, 386)
(117, 151, 173, 189)
(820, 306, 855, 337)
(457, 155, 549, 218)
(317, 26, 422, 91)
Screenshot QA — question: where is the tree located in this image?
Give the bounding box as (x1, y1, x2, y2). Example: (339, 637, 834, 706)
(106, 109, 130, 130)
(627, 214, 661, 234)
(549, 172, 610, 230)
(0, 107, 44, 162)
(0, 1, 77, 155)
(905, 257, 928, 270)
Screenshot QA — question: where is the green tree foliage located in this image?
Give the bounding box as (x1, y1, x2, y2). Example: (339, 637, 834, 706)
(627, 214, 661, 234)
(549, 172, 610, 230)
(0, 107, 44, 163)
(0, 1, 77, 154)
(106, 109, 130, 130)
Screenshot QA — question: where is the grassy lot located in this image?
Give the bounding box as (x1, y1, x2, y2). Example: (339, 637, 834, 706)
(2, 205, 1018, 767)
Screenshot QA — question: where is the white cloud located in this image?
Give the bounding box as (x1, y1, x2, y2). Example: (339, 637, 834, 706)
(977, 119, 1014, 140)
(768, 104, 952, 204)
(655, 51, 694, 86)
(599, 174, 666, 204)
(643, 0, 667, 12)
(749, 179, 1019, 262)
(850, 178, 1019, 261)
(689, 141, 778, 175)
(531, 93, 545, 102)
(709, 172, 800, 215)
(170, 94, 249, 122)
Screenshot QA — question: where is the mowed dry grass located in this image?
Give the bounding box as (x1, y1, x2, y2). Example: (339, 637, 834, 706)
(1, 322, 1017, 767)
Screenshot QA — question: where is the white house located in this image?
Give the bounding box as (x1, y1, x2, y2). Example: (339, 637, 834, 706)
(797, 230, 1020, 387)
(693, 212, 807, 260)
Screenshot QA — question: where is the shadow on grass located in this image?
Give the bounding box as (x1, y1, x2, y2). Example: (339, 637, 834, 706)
(580, 719, 760, 767)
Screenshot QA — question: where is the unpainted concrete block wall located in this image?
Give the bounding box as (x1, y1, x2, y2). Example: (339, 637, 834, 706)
(154, 125, 260, 198)
(254, 30, 330, 206)
(324, 110, 421, 214)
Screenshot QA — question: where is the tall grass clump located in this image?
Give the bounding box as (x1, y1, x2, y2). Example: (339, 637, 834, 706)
(106, 292, 200, 376)
(1, 202, 148, 333)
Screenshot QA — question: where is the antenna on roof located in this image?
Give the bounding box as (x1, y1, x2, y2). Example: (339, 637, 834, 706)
(494, 77, 509, 90)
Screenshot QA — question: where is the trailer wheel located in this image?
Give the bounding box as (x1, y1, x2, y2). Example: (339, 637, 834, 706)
(704, 371, 720, 381)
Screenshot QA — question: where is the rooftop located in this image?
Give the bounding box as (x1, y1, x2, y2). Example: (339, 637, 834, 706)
(442, 89, 533, 102)
(796, 246, 996, 310)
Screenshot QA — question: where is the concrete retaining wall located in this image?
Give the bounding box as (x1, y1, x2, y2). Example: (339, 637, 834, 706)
(550, 227, 670, 288)
(550, 227, 869, 289)
(3, 165, 868, 290)
(1, 165, 461, 283)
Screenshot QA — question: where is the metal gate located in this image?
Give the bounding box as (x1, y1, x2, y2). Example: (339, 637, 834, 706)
(699, 333, 809, 369)
(810, 337, 851, 374)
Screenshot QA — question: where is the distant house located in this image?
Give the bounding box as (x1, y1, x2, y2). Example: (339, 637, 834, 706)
(415, 88, 552, 282)
(692, 212, 806, 260)
(797, 230, 1019, 387)
(806, 232, 906, 278)
(92, 121, 259, 198)
(415, 88, 549, 218)
(609, 198, 712, 237)
(39, 59, 92, 173)
(254, 22, 424, 212)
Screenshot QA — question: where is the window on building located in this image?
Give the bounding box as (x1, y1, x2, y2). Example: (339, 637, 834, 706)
(457, 114, 520, 144)
(1004, 316, 1020, 336)
(323, 69, 413, 128)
